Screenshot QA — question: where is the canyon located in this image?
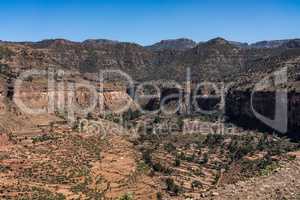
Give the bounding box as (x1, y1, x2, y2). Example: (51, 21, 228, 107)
(0, 37, 300, 199)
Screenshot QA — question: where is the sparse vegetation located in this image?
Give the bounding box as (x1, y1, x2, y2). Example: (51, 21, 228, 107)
(32, 134, 56, 143)
(202, 153, 209, 164)
(191, 180, 202, 190)
(1, 33, 300, 200)
(135, 123, 299, 198)
(137, 161, 150, 173)
(117, 192, 134, 200)
(164, 143, 176, 153)
(0, 46, 14, 60)
(165, 178, 181, 195)
(19, 187, 66, 200)
(0, 165, 11, 173)
(0, 64, 10, 75)
(174, 157, 181, 167)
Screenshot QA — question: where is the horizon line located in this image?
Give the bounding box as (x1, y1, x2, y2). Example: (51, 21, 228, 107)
(1, 36, 300, 46)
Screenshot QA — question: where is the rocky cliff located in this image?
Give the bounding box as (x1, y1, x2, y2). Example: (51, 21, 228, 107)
(1, 37, 300, 135)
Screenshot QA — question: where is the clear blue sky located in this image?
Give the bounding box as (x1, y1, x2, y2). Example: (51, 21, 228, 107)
(1, 0, 300, 45)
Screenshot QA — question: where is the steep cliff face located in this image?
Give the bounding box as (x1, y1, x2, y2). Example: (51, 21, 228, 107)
(225, 91, 275, 130)
(224, 51, 300, 137)
(2, 37, 300, 136)
(225, 90, 300, 138)
(11, 81, 134, 115)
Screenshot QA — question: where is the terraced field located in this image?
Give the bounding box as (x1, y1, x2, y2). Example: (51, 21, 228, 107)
(0, 118, 157, 200)
(133, 116, 299, 199)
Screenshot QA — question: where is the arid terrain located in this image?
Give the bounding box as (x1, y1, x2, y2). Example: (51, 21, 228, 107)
(0, 37, 300, 199)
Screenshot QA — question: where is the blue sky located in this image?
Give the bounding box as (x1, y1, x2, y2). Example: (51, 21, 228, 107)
(1, 0, 300, 45)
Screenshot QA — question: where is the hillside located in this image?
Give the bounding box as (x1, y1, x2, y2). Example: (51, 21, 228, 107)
(1, 37, 300, 83)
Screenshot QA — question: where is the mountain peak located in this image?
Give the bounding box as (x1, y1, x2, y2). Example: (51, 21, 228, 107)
(31, 39, 78, 48)
(146, 38, 197, 51)
(82, 39, 119, 45)
(207, 37, 229, 45)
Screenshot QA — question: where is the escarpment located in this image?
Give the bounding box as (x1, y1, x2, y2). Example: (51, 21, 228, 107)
(1, 38, 300, 135)
(225, 90, 300, 138)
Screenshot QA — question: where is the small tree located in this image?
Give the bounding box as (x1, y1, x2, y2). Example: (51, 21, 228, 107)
(177, 117, 184, 130)
(156, 192, 162, 200)
(142, 150, 152, 166)
(164, 143, 176, 153)
(118, 193, 133, 200)
(165, 178, 180, 195)
(153, 115, 160, 124)
(191, 180, 202, 190)
(174, 158, 181, 167)
(202, 153, 209, 164)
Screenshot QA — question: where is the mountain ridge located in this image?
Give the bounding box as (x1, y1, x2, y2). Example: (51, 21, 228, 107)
(1, 37, 300, 84)
(2, 37, 300, 49)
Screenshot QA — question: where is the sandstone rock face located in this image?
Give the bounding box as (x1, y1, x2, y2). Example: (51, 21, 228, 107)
(100, 90, 136, 113)
(12, 82, 134, 114)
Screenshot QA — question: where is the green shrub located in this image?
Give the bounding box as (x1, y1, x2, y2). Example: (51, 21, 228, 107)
(191, 180, 202, 189)
(32, 134, 55, 144)
(179, 152, 186, 160)
(156, 192, 162, 200)
(185, 153, 196, 162)
(165, 178, 181, 195)
(0, 46, 14, 60)
(174, 158, 181, 167)
(202, 153, 209, 164)
(0, 64, 10, 75)
(137, 161, 150, 173)
(118, 192, 133, 200)
(0, 165, 11, 173)
(142, 150, 152, 165)
(27, 187, 66, 200)
(164, 143, 176, 153)
(287, 154, 296, 161)
(259, 162, 279, 176)
(177, 117, 184, 130)
(153, 115, 161, 124)
(204, 134, 225, 147)
(123, 109, 141, 122)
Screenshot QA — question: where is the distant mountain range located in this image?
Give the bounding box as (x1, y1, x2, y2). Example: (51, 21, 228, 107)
(145, 38, 300, 51)
(0, 37, 300, 87)
(2, 37, 300, 50)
